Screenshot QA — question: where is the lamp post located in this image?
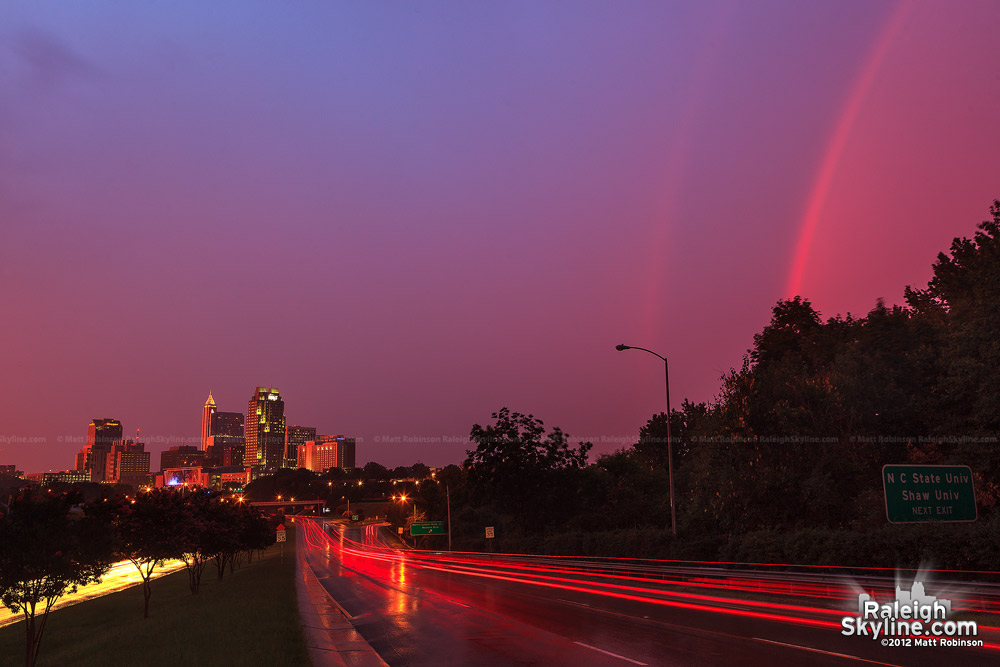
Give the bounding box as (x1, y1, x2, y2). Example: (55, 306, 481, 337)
(395, 494, 417, 545)
(616, 343, 677, 537)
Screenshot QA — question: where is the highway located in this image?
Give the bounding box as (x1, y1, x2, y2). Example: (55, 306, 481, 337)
(298, 518, 1000, 666)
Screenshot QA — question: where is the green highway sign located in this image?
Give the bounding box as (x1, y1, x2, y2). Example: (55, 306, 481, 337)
(410, 521, 445, 536)
(882, 465, 976, 523)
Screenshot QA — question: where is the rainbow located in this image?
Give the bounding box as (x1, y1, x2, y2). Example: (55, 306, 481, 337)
(785, 2, 911, 298)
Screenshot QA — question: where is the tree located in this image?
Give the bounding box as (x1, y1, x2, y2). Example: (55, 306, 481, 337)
(0, 491, 114, 667)
(905, 200, 1000, 434)
(177, 493, 216, 593)
(633, 400, 708, 470)
(208, 501, 243, 580)
(465, 408, 591, 523)
(903, 201, 1000, 507)
(244, 468, 319, 503)
(116, 490, 186, 618)
(362, 461, 390, 481)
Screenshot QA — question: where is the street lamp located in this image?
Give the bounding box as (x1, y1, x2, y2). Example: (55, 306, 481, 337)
(616, 343, 677, 537)
(397, 494, 416, 522)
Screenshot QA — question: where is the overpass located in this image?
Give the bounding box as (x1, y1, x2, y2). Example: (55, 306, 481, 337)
(250, 499, 324, 514)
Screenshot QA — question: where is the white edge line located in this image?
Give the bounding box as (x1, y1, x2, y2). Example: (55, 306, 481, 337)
(752, 637, 896, 665)
(574, 641, 648, 665)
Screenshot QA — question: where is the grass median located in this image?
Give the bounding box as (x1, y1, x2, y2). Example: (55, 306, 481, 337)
(0, 525, 309, 667)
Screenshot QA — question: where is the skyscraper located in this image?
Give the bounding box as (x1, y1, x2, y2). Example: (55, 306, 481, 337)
(106, 440, 150, 486)
(200, 392, 217, 450)
(198, 392, 246, 466)
(210, 411, 245, 440)
(285, 425, 316, 469)
(76, 419, 123, 482)
(245, 387, 286, 471)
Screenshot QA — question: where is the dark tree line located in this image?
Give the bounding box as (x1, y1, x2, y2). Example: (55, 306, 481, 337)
(672, 201, 1000, 534)
(440, 201, 1000, 564)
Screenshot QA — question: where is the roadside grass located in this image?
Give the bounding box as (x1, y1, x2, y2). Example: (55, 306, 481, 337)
(0, 526, 308, 667)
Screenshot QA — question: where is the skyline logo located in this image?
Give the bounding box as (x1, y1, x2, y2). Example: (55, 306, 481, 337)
(841, 578, 980, 647)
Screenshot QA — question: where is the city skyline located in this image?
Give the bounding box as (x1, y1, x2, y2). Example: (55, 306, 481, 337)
(2, 2, 999, 474)
(26, 387, 358, 476)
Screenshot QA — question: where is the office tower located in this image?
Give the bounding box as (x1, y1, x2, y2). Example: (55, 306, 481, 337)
(106, 440, 151, 486)
(205, 410, 245, 465)
(79, 419, 123, 483)
(285, 425, 316, 469)
(245, 387, 286, 471)
(206, 436, 245, 467)
(338, 437, 356, 468)
(200, 392, 217, 450)
(315, 435, 356, 469)
(210, 411, 245, 440)
(195, 392, 246, 465)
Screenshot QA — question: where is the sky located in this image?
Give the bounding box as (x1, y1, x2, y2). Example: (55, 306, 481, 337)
(2, 1, 999, 473)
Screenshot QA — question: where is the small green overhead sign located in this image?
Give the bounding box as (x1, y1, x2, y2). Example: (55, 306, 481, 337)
(882, 465, 976, 523)
(410, 521, 445, 536)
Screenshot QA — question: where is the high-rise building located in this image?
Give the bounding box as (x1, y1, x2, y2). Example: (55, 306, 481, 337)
(106, 440, 151, 486)
(285, 425, 316, 469)
(339, 437, 356, 468)
(206, 436, 244, 467)
(197, 391, 246, 465)
(200, 392, 217, 450)
(210, 411, 245, 440)
(77, 419, 123, 482)
(301, 435, 356, 472)
(204, 410, 245, 464)
(300, 440, 335, 473)
(245, 387, 286, 471)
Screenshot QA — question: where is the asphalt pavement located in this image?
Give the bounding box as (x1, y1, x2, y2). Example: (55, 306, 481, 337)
(297, 519, 1000, 667)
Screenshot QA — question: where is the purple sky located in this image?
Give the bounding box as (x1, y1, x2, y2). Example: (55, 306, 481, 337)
(2, 1, 999, 473)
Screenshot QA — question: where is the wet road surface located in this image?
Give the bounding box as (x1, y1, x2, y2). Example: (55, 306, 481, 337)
(298, 519, 1000, 666)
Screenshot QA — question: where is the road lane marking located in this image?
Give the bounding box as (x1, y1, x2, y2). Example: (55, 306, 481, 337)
(574, 641, 648, 665)
(751, 637, 902, 666)
(558, 598, 590, 607)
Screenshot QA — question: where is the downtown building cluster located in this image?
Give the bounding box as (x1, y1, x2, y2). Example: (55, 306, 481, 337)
(158, 387, 356, 489)
(66, 418, 150, 486)
(5, 387, 356, 491)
